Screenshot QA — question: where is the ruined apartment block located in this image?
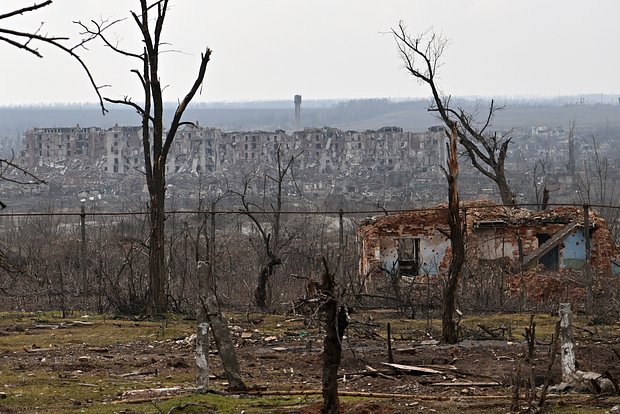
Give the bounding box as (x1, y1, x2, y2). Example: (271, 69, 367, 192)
(104, 125, 143, 174)
(20, 125, 446, 178)
(21, 125, 104, 167)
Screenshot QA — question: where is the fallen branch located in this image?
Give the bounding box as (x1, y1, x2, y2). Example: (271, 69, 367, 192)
(362, 365, 397, 381)
(478, 324, 501, 339)
(117, 369, 158, 378)
(24, 347, 54, 353)
(167, 402, 215, 413)
(431, 381, 501, 387)
(244, 389, 592, 401)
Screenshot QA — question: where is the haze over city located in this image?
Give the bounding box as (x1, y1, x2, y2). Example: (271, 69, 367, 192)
(1, 0, 619, 106)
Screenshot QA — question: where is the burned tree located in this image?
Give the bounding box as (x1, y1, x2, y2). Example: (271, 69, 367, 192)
(392, 22, 516, 206)
(80, 0, 211, 314)
(319, 258, 349, 414)
(391, 22, 466, 342)
(441, 124, 465, 344)
(237, 146, 301, 310)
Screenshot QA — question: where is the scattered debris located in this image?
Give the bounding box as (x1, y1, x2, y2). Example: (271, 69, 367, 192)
(431, 381, 501, 387)
(87, 347, 109, 353)
(117, 387, 191, 404)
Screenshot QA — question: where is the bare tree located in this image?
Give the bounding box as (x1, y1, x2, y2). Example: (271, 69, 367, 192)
(391, 22, 467, 342)
(79, 0, 211, 314)
(575, 134, 617, 208)
(392, 22, 516, 206)
(567, 120, 576, 176)
(532, 159, 549, 210)
(237, 146, 301, 310)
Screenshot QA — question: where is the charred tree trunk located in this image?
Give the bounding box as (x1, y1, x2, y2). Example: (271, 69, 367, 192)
(495, 162, 516, 206)
(541, 186, 550, 210)
(442, 123, 465, 344)
(254, 255, 282, 310)
(320, 258, 348, 414)
(148, 163, 167, 314)
(78, 1, 211, 315)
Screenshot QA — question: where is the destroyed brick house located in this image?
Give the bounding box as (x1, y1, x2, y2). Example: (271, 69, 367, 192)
(358, 201, 620, 299)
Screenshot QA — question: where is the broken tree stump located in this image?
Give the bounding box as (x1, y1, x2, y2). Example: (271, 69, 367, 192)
(550, 303, 615, 395)
(198, 262, 246, 392)
(559, 303, 576, 383)
(195, 297, 209, 391)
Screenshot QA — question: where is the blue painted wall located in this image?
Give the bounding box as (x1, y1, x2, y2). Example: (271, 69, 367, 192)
(562, 228, 586, 269)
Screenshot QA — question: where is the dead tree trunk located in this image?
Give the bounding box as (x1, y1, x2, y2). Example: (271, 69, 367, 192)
(198, 263, 246, 392)
(442, 123, 465, 344)
(559, 303, 576, 384)
(195, 299, 209, 390)
(254, 254, 282, 310)
(148, 166, 167, 314)
(320, 258, 349, 414)
(78, 0, 211, 315)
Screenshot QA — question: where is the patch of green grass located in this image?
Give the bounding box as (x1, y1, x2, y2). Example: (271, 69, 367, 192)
(0, 314, 195, 352)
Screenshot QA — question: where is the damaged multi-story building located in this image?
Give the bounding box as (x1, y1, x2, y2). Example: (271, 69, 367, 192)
(18, 124, 446, 205)
(358, 200, 620, 282)
(20, 124, 445, 173)
(20, 125, 105, 167)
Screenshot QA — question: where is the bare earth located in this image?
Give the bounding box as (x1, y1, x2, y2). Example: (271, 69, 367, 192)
(1, 310, 619, 413)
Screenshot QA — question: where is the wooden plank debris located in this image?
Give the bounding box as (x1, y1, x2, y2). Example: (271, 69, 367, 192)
(381, 362, 443, 374)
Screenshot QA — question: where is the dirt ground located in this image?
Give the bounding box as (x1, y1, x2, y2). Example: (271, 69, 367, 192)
(1, 310, 619, 413)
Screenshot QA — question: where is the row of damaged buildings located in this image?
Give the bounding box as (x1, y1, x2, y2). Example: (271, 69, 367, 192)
(358, 200, 620, 303)
(19, 124, 446, 176)
(15, 124, 448, 206)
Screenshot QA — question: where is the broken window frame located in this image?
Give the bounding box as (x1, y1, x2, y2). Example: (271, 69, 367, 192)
(398, 237, 421, 277)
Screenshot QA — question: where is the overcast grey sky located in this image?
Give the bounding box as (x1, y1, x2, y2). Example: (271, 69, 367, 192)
(1, 0, 618, 105)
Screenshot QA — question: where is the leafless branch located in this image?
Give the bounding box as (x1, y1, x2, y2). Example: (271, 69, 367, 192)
(0, 2, 107, 113)
(393, 21, 515, 205)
